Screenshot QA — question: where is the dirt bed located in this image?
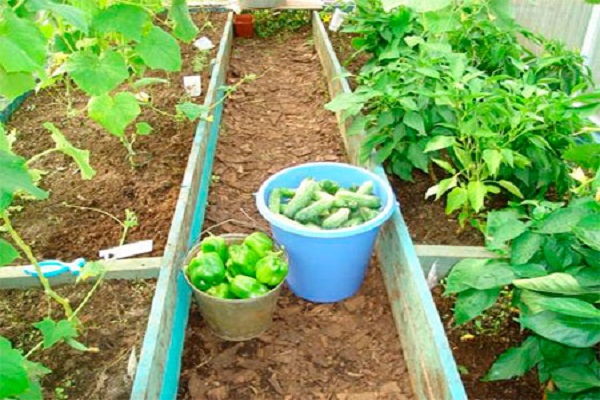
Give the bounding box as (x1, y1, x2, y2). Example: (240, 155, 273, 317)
(0, 280, 156, 399)
(178, 29, 414, 399)
(5, 13, 227, 261)
(433, 288, 542, 400)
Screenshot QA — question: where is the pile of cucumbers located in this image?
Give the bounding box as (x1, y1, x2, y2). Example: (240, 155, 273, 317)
(268, 178, 382, 229)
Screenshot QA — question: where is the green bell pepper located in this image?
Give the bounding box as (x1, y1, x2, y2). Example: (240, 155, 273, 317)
(187, 252, 226, 291)
(255, 252, 288, 287)
(199, 235, 228, 263)
(206, 282, 235, 299)
(226, 244, 260, 277)
(243, 232, 273, 258)
(230, 275, 269, 299)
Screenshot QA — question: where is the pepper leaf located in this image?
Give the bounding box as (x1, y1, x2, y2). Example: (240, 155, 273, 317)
(551, 366, 600, 393)
(573, 214, 600, 251)
(483, 336, 541, 381)
(455, 287, 501, 325)
(520, 311, 600, 348)
(511, 232, 544, 265)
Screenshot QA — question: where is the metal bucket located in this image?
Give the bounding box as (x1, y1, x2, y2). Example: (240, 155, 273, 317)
(182, 233, 284, 341)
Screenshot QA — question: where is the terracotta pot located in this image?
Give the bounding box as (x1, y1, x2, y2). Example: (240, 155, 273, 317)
(233, 14, 254, 38)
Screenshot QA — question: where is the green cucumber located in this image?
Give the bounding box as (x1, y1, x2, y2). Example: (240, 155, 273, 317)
(284, 178, 318, 218)
(349, 184, 359, 192)
(314, 191, 335, 201)
(359, 207, 380, 221)
(318, 179, 340, 195)
(294, 198, 335, 222)
(268, 189, 281, 214)
(322, 208, 350, 229)
(280, 188, 296, 197)
(343, 217, 364, 228)
(280, 204, 288, 214)
(336, 190, 381, 209)
(357, 181, 374, 195)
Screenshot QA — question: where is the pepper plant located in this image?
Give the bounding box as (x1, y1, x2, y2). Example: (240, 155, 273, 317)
(444, 197, 600, 399)
(326, 0, 600, 225)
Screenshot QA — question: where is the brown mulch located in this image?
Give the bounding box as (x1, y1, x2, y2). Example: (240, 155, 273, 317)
(433, 287, 543, 400)
(178, 29, 414, 400)
(0, 280, 156, 399)
(5, 13, 227, 262)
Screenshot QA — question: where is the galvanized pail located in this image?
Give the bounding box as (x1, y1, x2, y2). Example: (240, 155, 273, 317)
(182, 233, 284, 341)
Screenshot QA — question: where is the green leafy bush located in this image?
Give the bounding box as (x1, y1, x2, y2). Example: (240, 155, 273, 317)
(326, 0, 600, 223)
(445, 197, 600, 398)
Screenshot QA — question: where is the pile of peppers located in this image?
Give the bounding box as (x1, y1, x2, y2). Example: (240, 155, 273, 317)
(185, 232, 288, 299)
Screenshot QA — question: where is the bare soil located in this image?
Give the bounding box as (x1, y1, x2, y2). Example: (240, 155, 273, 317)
(0, 280, 156, 399)
(433, 287, 543, 400)
(178, 29, 414, 399)
(5, 13, 227, 261)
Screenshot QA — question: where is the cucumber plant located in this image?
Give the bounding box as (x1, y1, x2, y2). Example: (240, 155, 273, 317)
(1, 0, 200, 166)
(0, 124, 108, 399)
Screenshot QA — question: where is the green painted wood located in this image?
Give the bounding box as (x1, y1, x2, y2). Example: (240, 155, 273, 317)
(0, 257, 161, 290)
(131, 13, 234, 400)
(312, 12, 467, 400)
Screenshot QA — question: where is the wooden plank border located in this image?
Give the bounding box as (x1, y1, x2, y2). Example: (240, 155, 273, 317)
(416, 245, 498, 277)
(130, 13, 233, 400)
(0, 257, 161, 289)
(312, 12, 468, 400)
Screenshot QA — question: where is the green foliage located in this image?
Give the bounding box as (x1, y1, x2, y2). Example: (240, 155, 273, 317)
(445, 199, 600, 397)
(328, 0, 599, 222)
(88, 92, 141, 137)
(1, 0, 198, 162)
(253, 10, 311, 38)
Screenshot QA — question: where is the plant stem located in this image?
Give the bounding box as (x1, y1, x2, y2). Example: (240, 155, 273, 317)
(27, 149, 58, 166)
(62, 203, 125, 228)
(1, 212, 73, 317)
(71, 271, 106, 320)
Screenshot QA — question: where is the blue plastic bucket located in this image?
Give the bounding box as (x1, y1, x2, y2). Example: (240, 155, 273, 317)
(256, 162, 396, 303)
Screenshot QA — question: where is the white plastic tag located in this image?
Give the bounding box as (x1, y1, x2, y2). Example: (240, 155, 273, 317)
(329, 9, 347, 32)
(183, 75, 202, 97)
(193, 37, 214, 51)
(99, 240, 153, 260)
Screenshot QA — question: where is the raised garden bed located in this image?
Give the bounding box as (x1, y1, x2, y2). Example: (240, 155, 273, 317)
(178, 24, 412, 399)
(323, 5, 600, 400)
(129, 10, 464, 400)
(0, 11, 231, 400)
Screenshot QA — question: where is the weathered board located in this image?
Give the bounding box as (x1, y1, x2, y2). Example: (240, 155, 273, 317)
(0, 257, 161, 290)
(130, 13, 234, 400)
(312, 12, 468, 400)
(416, 245, 499, 277)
